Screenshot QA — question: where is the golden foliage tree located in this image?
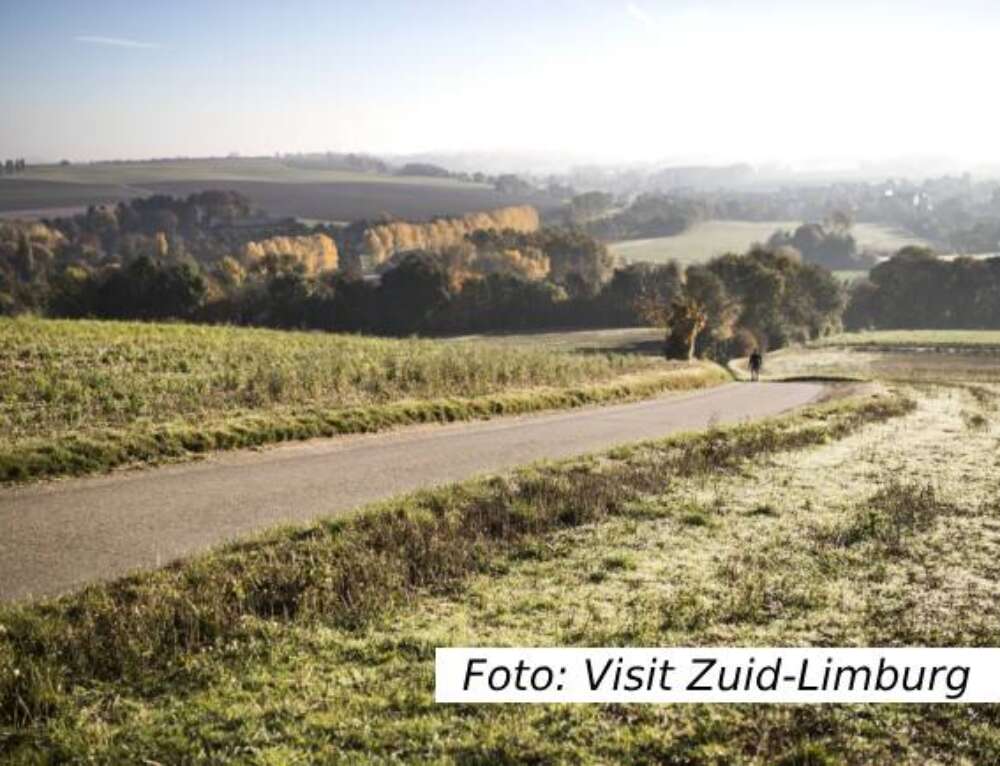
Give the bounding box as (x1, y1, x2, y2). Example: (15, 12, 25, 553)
(243, 234, 338, 274)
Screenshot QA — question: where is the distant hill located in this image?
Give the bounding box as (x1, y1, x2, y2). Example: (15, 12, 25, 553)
(0, 157, 560, 222)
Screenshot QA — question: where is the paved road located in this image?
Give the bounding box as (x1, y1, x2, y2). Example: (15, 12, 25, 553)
(0, 382, 824, 603)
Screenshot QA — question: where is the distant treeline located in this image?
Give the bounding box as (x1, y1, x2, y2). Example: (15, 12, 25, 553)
(576, 193, 708, 241)
(0, 190, 850, 357)
(568, 193, 877, 271)
(846, 248, 1000, 330)
(277, 153, 554, 199)
(10, 189, 999, 355)
(282, 152, 391, 175)
(0, 192, 843, 354)
(569, 174, 1000, 256)
(766, 217, 879, 271)
(2, 159, 27, 175)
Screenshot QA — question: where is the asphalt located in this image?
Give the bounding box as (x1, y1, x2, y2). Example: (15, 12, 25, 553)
(0, 381, 824, 603)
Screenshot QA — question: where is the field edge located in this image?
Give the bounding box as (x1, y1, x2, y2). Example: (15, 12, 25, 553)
(0, 362, 729, 486)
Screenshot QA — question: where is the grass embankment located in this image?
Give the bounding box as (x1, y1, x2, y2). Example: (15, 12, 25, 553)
(0, 317, 725, 483)
(0, 391, 915, 760)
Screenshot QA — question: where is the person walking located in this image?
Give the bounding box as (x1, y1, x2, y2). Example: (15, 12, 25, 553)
(748, 348, 763, 382)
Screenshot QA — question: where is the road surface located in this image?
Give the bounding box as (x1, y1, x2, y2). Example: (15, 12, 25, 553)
(0, 381, 824, 603)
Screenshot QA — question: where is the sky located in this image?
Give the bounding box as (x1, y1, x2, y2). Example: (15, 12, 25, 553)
(2, 0, 1000, 168)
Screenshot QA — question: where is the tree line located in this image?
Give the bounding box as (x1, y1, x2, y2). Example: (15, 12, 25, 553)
(0, 190, 849, 361)
(566, 194, 876, 271)
(845, 247, 1000, 330)
(2, 159, 27, 175)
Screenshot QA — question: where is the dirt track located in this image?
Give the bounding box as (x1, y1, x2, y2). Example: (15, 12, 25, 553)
(0, 382, 824, 603)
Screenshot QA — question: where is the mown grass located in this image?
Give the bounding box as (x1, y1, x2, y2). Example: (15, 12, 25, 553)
(0, 317, 724, 483)
(817, 329, 1000, 348)
(0, 391, 913, 757)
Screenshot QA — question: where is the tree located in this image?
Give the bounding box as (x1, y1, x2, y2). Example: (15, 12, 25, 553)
(13, 234, 34, 282)
(569, 191, 615, 222)
(396, 163, 451, 178)
(845, 247, 1000, 330)
(494, 174, 533, 195)
(685, 264, 738, 354)
(48, 265, 95, 317)
(377, 252, 453, 334)
(707, 248, 842, 349)
(94, 257, 206, 320)
(664, 296, 708, 360)
(606, 262, 682, 327)
(767, 222, 875, 270)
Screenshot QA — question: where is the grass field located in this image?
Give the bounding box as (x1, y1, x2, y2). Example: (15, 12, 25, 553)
(731, 330, 1000, 385)
(609, 220, 932, 266)
(14, 158, 485, 188)
(5, 332, 1000, 762)
(0, 317, 722, 483)
(5, 391, 949, 764)
(0, 158, 557, 220)
(817, 329, 1000, 348)
(447, 326, 664, 354)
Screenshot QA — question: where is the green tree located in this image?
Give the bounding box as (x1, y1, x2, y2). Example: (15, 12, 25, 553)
(378, 252, 453, 334)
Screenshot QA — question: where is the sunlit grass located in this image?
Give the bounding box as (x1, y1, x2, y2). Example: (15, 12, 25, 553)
(817, 329, 1000, 347)
(0, 317, 721, 482)
(608, 220, 930, 266)
(0, 392, 916, 763)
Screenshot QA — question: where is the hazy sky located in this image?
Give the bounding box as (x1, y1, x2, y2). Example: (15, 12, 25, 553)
(3, 0, 1000, 166)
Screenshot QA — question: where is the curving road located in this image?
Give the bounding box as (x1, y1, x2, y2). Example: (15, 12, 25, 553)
(0, 382, 824, 603)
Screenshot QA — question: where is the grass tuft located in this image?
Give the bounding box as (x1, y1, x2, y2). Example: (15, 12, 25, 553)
(828, 480, 958, 552)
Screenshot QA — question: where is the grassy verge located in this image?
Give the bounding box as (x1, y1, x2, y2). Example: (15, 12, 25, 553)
(0, 364, 726, 484)
(0, 317, 726, 483)
(0, 391, 913, 758)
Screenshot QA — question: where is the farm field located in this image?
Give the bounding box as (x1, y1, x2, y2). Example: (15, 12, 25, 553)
(0, 158, 558, 220)
(5, 367, 1000, 762)
(817, 329, 1000, 348)
(12, 158, 486, 187)
(0, 180, 138, 215)
(447, 326, 664, 354)
(0, 317, 722, 483)
(732, 331, 1000, 385)
(608, 220, 932, 266)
